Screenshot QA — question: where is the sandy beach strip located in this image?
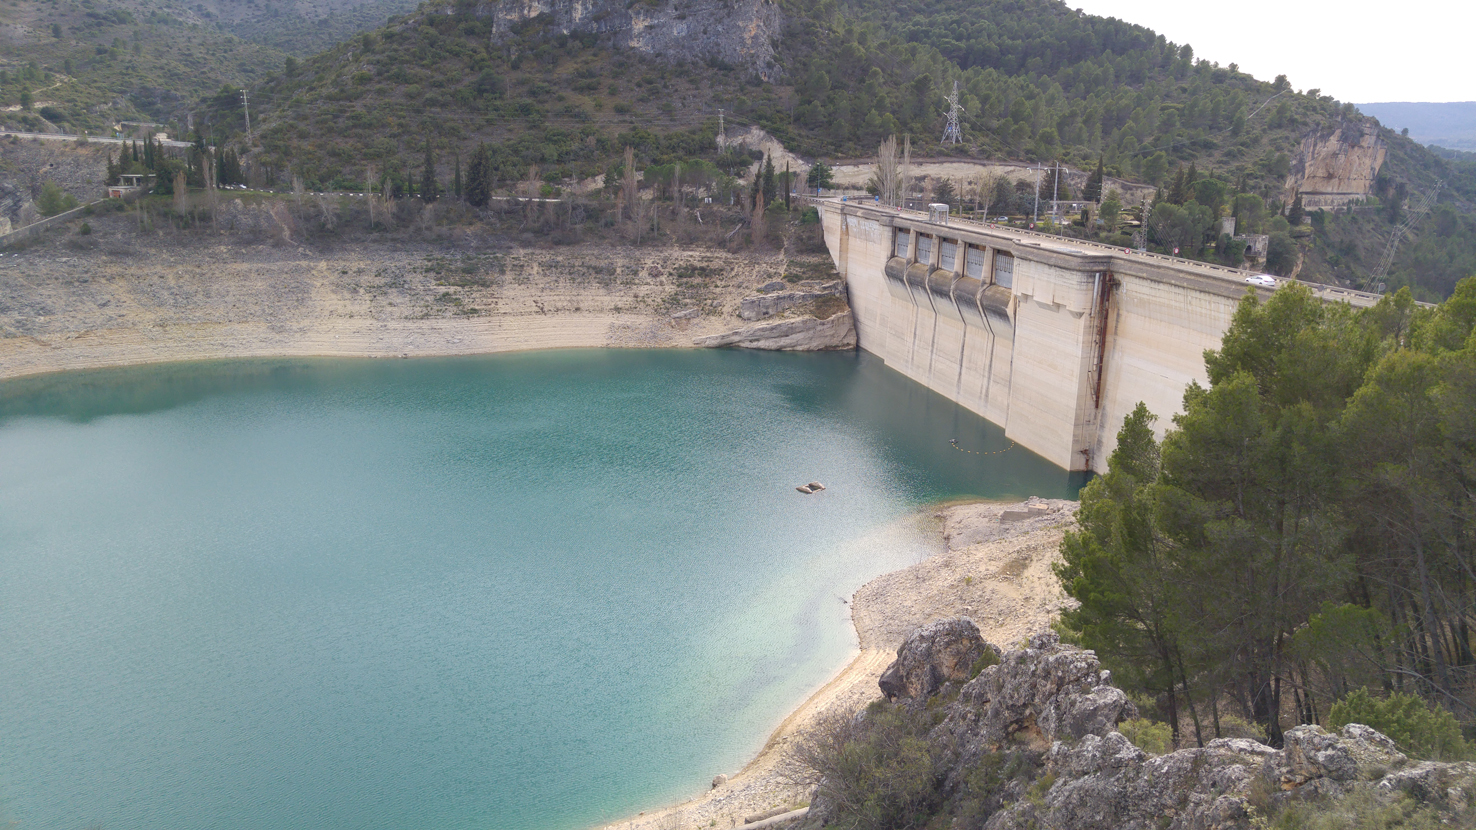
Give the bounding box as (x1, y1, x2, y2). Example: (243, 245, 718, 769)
(598, 497, 1078, 830)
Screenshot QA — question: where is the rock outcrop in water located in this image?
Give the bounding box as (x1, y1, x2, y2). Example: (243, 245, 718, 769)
(692, 310, 856, 351)
(802, 627, 1476, 830)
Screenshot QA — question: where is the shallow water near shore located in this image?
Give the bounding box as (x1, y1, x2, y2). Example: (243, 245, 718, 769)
(0, 349, 1084, 830)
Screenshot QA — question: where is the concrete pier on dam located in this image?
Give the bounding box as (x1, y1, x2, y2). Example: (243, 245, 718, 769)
(814, 198, 1383, 474)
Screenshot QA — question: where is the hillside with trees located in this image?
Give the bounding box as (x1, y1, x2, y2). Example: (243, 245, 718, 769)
(7, 0, 1474, 298)
(184, 0, 1470, 298)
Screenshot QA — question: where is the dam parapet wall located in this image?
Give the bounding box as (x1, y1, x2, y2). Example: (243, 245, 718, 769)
(816, 198, 1384, 473)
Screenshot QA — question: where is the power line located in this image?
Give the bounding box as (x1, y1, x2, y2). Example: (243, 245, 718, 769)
(1366, 179, 1442, 292)
(240, 88, 251, 143)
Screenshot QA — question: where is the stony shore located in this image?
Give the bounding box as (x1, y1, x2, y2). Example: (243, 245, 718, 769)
(599, 498, 1078, 830)
(0, 212, 853, 381)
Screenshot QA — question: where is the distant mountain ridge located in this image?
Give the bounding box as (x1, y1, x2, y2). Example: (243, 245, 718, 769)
(1357, 101, 1476, 151)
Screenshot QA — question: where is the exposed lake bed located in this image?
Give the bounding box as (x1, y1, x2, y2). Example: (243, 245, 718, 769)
(0, 349, 1083, 830)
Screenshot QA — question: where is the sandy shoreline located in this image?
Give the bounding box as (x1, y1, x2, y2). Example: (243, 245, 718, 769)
(598, 498, 1078, 830)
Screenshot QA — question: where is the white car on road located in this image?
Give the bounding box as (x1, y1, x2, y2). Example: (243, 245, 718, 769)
(1245, 274, 1278, 287)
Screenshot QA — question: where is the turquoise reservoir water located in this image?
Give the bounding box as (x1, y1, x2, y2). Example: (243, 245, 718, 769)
(0, 349, 1084, 830)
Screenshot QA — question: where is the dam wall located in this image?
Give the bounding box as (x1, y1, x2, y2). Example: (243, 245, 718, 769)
(818, 200, 1381, 473)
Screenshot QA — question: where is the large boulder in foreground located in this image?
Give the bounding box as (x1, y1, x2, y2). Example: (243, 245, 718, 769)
(804, 630, 1476, 830)
(877, 618, 992, 703)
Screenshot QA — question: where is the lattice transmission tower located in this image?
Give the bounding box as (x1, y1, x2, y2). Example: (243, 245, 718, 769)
(1366, 179, 1442, 292)
(941, 81, 962, 145)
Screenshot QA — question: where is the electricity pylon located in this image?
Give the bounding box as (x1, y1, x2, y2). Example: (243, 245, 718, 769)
(1366, 179, 1442, 292)
(941, 81, 962, 145)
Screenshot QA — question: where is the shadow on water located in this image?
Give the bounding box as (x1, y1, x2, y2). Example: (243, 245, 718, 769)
(0, 350, 1089, 499)
(0, 359, 330, 422)
(766, 350, 1089, 500)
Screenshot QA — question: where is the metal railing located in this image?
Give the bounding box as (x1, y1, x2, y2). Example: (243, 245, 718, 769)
(809, 196, 1391, 307)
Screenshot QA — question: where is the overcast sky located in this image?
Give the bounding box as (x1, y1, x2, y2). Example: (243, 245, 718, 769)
(1064, 0, 1470, 104)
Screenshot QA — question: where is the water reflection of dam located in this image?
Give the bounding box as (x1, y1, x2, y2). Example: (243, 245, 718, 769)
(817, 199, 1383, 473)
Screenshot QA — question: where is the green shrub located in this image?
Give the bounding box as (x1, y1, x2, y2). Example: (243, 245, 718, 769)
(78, 222, 91, 235)
(1327, 689, 1469, 761)
(968, 649, 999, 679)
(36, 181, 78, 216)
(1119, 718, 1173, 755)
(792, 703, 942, 830)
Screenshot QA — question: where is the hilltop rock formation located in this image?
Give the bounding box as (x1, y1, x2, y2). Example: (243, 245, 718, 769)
(473, 0, 782, 79)
(804, 628, 1476, 830)
(1284, 119, 1387, 205)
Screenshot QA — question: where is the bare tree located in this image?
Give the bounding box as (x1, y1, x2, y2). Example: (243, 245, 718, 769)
(172, 170, 188, 227)
(620, 146, 638, 225)
(901, 134, 912, 209)
(974, 170, 1003, 218)
(317, 194, 337, 231)
(203, 151, 218, 227)
(873, 135, 899, 208)
(365, 165, 378, 229)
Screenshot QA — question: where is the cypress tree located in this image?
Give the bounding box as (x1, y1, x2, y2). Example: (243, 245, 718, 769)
(465, 143, 492, 207)
(421, 139, 438, 202)
(761, 153, 776, 206)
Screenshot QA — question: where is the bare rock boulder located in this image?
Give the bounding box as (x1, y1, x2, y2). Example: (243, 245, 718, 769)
(878, 618, 992, 703)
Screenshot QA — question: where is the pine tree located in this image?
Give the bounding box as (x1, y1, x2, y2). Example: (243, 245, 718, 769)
(1167, 168, 1187, 205)
(1084, 157, 1105, 203)
(1287, 191, 1305, 226)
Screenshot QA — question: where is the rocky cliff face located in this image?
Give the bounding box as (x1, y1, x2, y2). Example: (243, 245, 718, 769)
(1284, 119, 1387, 204)
(805, 627, 1476, 830)
(472, 0, 782, 78)
(0, 138, 110, 230)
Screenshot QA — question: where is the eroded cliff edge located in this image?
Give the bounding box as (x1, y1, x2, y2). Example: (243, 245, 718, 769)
(0, 204, 854, 380)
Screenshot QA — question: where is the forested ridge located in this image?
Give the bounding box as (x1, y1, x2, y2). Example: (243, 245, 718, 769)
(197, 0, 1473, 297)
(8, 0, 1475, 296)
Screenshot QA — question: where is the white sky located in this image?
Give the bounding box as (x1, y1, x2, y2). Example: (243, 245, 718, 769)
(1065, 0, 1471, 104)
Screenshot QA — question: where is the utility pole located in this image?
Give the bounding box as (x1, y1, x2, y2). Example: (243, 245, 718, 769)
(941, 80, 962, 145)
(1029, 165, 1046, 226)
(716, 109, 725, 150)
(1051, 161, 1061, 226)
(240, 89, 252, 144)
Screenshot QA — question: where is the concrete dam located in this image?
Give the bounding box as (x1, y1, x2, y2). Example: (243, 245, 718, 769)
(816, 199, 1382, 474)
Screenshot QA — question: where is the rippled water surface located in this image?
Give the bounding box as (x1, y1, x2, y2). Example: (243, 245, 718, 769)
(0, 349, 1084, 830)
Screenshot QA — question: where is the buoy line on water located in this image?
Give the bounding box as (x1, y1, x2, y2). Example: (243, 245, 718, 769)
(950, 438, 1015, 456)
